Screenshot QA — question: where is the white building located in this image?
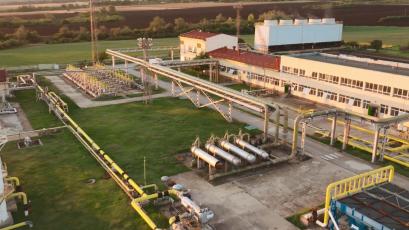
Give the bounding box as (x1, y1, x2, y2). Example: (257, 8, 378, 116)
(254, 18, 343, 52)
(179, 30, 238, 61)
(209, 48, 409, 126)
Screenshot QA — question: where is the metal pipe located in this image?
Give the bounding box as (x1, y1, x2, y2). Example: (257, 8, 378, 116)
(5, 177, 21, 191)
(274, 108, 280, 142)
(131, 201, 158, 230)
(330, 114, 337, 146)
(191, 146, 222, 168)
(205, 143, 242, 166)
(219, 140, 256, 163)
(234, 138, 269, 159)
(372, 128, 380, 163)
(6, 192, 29, 216)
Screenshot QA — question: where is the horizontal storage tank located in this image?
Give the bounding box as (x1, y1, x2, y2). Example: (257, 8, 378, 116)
(279, 19, 293, 25)
(191, 146, 222, 168)
(219, 140, 256, 163)
(205, 143, 242, 166)
(322, 18, 336, 24)
(234, 138, 269, 160)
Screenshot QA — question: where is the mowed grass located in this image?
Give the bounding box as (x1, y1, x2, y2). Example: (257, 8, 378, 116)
(2, 88, 250, 229)
(1, 26, 407, 67)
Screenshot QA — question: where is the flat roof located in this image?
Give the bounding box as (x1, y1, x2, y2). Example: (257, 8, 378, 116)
(294, 53, 409, 77)
(179, 30, 219, 40)
(208, 47, 279, 69)
(338, 183, 409, 230)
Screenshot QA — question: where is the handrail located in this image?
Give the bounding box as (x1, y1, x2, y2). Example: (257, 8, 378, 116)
(318, 165, 394, 227)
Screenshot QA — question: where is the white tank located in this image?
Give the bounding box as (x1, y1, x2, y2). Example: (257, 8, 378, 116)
(205, 143, 242, 166)
(219, 140, 256, 163)
(234, 138, 269, 160)
(191, 146, 221, 168)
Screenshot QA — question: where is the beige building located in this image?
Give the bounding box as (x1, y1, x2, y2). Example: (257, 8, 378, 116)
(209, 49, 409, 127)
(179, 30, 238, 61)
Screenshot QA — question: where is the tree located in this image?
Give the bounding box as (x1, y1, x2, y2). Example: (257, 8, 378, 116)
(258, 10, 291, 21)
(174, 17, 188, 31)
(370, 40, 383, 51)
(108, 5, 116, 14)
(98, 51, 108, 61)
(14, 25, 29, 41)
(148, 16, 166, 32)
(75, 26, 90, 41)
(215, 13, 226, 23)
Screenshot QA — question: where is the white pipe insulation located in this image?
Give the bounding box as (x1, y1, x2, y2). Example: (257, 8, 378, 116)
(205, 143, 242, 166)
(219, 140, 256, 163)
(234, 138, 269, 160)
(191, 146, 222, 168)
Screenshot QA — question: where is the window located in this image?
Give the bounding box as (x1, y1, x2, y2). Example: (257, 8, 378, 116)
(393, 88, 409, 100)
(338, 95, 361, 107)
(363, 100, 371, 109)
(318, 73, 339, 84)
(318, 89, 337, 101)
(380, 104, 389, 114)
(390, 107, 409, 116)
(299, 69, 306, 76)
(282, 66, 290, 73)
(340, 78, 363, 89)
(365, 82, 391, 95)
(311, 72, 318, 79)
(292, 83, 298, 91)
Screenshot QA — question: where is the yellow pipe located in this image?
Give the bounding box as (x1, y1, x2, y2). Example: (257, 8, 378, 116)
(5, 177, 20, 187)
(131, 200, 158, 230)
(6, 192, 29, 216)
(321, 165, 394, 226)
(0, 221, 33, 230)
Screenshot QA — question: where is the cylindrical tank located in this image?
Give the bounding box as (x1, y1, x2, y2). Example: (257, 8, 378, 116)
(279, 19, 293, 25)
(234, 138, 269, 160)
(219, 140, 256, 163)
(191, 146, 221, 168)
(205, 143, 242, 166)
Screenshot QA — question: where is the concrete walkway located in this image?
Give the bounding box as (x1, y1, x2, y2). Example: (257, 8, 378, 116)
(44, 75, 171, 108)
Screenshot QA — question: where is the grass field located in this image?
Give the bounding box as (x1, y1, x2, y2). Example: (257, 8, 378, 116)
(2, 84, 252, 229)
(1, 26, 407, 67)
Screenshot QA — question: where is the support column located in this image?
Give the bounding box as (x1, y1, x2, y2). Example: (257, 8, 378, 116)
(196, 90, 200, 107)
(275, 109, 280, 143)
(263, 107, 270, 142)
(209, 64, 213, 82)
(171, 81, 175, 96)
(300, 122, 307, 155)
(178, 67, 181, 72)
(379, 128, 388, 162)
(283, 108, 289, 144)
(228, 101, 233, 121)
(171, 49, 174, 60)
(140, 68, 145, 83)
(215, 63, 219, 83)
(372, 128, 380, 163)
(342, 118, 351, 151)
(111, 56, 115, 69)
(124, 60, 128, 74)
(154, 73, 158, 90)
(330, 115, 337, 146)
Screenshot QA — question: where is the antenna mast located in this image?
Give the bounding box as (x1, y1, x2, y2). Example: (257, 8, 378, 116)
(233, 3, 243, 40)
(90, 0, 99, 64)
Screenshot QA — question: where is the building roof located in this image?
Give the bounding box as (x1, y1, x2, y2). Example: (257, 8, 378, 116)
(208, 47, 279, 69)
(294, 53, 409, 77)
(179, 30, 219, 40)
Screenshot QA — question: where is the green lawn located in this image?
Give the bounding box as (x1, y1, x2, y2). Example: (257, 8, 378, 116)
(2, 86, 250, 229)
(1, 26, 407, 67)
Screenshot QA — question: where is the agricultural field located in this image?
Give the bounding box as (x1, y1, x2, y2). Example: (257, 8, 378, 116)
(1, 26, 407, 67)
(2, 84, 252, 229)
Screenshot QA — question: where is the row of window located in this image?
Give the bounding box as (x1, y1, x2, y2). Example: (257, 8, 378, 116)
(282, 66, 407, 100)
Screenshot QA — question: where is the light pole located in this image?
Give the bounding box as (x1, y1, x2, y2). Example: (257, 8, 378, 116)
(137, 38, 153, 104)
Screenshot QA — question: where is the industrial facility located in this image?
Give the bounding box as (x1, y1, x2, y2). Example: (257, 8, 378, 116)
(0, 4, 409, 230)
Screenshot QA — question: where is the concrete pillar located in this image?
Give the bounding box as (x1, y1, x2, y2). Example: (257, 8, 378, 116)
(178, 67, 181, 72)
(275, 109, 280, 143)
(228, 101, 233, 121)
(171, 81, 175, 96)
(342, 119, 351, 151)
(196, 90, 200, 107)
(372, 128, 380, 163)
(283, 108, 289, 144)
(112, 56, 115, 69)
(171, 49, 174, 60)
(125, 60, 128, 74)
(300, 122, 307, 155)
(330, 115, 337, 146)
(209, 64, 213, 82)
(263, 107, 270, 142)
(154, 73, 158, 90)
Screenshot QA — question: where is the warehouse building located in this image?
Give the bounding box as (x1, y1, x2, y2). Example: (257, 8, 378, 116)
(179, 30, 238, 61)
(208, 48, 409, 125)
(254, 18, 343, 53)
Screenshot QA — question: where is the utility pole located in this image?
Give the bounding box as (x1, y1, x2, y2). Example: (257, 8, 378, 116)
(233, 3, 243, 40)
(137, 38, 153, 104)
(89, 0, 98, 65)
